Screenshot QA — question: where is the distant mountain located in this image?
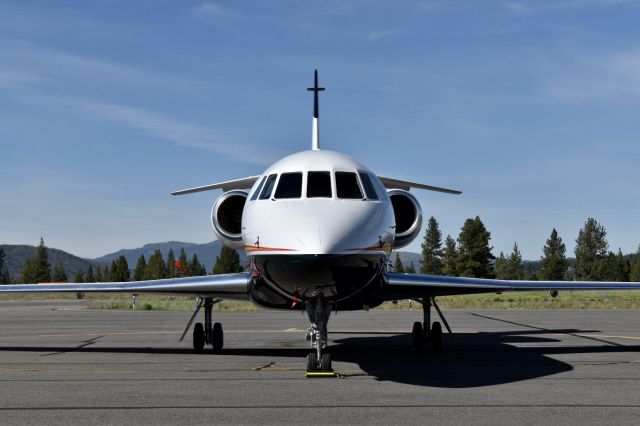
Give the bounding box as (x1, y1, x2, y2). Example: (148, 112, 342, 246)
(93, 241, 248, 273)
(1, 245, 107, 279)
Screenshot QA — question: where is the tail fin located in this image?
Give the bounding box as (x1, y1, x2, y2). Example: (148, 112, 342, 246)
(306, 69, 325, 150)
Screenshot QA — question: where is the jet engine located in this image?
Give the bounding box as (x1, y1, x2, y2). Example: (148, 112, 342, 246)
(211, 190, 248, 249)
(387, 189, 423, 249)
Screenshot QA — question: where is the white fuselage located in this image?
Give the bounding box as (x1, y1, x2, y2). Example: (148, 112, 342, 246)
(239, 150, 395, 309)
(241, 150, 395, 257)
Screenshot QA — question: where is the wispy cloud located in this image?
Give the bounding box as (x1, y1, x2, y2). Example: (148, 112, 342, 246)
(540, 48, 640, 102)
(190, 2, 237, 24)
(0, 68, 47, 88)
(504, 0, 640, 14)
(366, 29, 409, 42)
(0, 39, 157, 86)
(15, 93, 275, 165)
(1, 38, 276, 165)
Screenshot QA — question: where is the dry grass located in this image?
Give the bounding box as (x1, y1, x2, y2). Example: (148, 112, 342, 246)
(2, 291, 640, 311)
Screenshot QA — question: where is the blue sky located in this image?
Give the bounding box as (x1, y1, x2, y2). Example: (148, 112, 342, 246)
(1, 0, 639, 260)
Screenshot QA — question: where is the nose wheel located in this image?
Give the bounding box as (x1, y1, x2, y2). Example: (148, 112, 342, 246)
(305, 295, 334, 374)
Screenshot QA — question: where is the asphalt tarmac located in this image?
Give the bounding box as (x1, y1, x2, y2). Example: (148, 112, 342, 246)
(1, 300, 639, 425)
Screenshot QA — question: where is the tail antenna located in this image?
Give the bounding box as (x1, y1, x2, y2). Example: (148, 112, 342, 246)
(307, 69, 325, 150)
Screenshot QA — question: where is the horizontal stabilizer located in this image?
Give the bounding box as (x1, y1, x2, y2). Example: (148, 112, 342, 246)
(377, 176, 462, 194)
(172, 176, 260, 196)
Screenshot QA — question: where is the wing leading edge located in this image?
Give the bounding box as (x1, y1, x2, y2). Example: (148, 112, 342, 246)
(171, 176, 260, 196)
(386, 272, 640, 299)
(377, 176, 462, 195)
(0, 273, 251, 300)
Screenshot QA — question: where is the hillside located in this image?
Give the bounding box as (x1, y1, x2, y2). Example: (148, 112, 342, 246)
(94, 241, 248, 273)
(1, 245, 107, 279)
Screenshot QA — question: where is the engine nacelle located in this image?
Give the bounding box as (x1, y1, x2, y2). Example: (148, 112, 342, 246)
(211, 190, 248, 250)
(388, 189, 423, 249)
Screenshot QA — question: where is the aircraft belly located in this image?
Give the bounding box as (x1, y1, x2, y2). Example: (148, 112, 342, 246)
(247, 254, 388, 310)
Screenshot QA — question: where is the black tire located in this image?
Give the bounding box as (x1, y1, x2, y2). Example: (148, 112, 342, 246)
(193, 322, 205, 353)
(431, 321, 443, 353)
(411, 321, 424, 353)
(320, 353, 332, 372)
(307, 353, 318, 372)
(422, 322, 430, 341)
(212, 322, 224, 352)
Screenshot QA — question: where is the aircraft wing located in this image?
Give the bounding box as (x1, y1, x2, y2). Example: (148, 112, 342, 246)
(171, 176, 260, 195)
(377, 176, 462, 195)
(0, 273, 251, 300)
(385, 273, 640, 299)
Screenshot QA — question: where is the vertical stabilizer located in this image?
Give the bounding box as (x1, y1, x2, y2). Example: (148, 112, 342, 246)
(307, 70, 325, 150)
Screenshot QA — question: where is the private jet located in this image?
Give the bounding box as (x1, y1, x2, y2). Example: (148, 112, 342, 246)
(3, 71, 640, 373)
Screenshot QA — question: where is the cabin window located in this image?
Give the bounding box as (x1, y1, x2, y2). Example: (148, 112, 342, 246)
(358, 172, 379, 200)
(275, 172, 303, 199)
(336, 172, 363, 199)
(259, 174, 277, 199)
(307, 171, 332, 198)
(250, 176, 267, 201)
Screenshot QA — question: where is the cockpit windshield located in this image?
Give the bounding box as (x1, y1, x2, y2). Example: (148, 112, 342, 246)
(336, 172, 363, 199)
(307, 171, 332, 198)
(275, 172, 303, 199)
(253, 170, 380, 201)
(358, 172, 379, 200)
(259, 174, 277, 199)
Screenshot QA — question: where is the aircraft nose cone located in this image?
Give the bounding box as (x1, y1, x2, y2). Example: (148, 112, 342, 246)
(298, 206, 384, 255)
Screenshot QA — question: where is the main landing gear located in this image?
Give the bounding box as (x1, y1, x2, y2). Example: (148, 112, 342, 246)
(180, 297, 223, 353)
(410, 297, 452, 353)
(305, 295, 334, 374)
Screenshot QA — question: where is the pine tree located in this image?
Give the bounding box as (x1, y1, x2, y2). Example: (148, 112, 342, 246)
(540, 228, 568, 281)
(21, 259, 36, 283)
(601, 249, 630, 282)
(145, 250, 167, 280)
(189, 253, 206, 276)
(213, 246, 242, 274)
(456, 216, 495, 278)
(85, 265, 95, 283)
(618, 249, 631, 282)
(52, 263, 68, 282)
(117, 256, 130, 281)
(34, 238, 51, 283)
(575, 218, 608, 281)
(176, 248, 189, 277)
(405, 262, 416, 274)
(504, 243, 523, 280)
(108, 260, 118, 282)
(495, 252, 507, 279)
(74, 270, 84, 283)
(95, 266, 104, 282)
(630, 245, 640, 282)
(420, 216, 443, 275)
(0, 247, 10, 284)
(442, 235, 458, 276)
(167, 249, 176, 278)
(393, 253, 405, 273)
(133, 254, 147, 281)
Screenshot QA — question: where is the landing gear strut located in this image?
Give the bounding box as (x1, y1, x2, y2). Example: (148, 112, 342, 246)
(180, 297, 223, 353)
(411, 297, 451, 353)
(305, 295, 333, 372)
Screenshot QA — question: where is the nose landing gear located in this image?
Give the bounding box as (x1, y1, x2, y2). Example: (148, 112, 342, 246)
(305, 295, 335, 376)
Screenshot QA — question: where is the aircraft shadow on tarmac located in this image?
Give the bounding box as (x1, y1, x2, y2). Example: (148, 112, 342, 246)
(2, 327, 638, 388)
